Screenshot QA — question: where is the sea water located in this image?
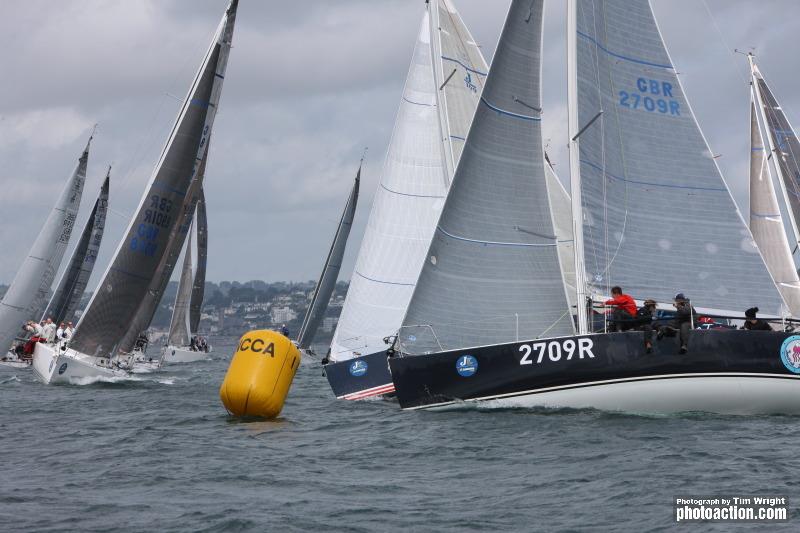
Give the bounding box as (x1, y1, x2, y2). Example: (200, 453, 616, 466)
(1, 336, 798, 532)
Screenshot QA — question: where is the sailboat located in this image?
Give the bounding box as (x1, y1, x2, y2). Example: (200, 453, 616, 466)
(296, 165, 360, 353)
(323, 0, 488, 400)
(0, 135, 90, 366)
(160, 189, 212, 364)
(748, 55, 800, 316)
(31, 0, 238, 384)
(387, 0, 800, 415)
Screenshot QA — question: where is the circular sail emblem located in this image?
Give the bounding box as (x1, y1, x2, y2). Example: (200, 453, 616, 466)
(456, 355, 478, 377)
(349, 360, 368, 377)
(58, 362, 68, 375)
(780, 335, 800, 374)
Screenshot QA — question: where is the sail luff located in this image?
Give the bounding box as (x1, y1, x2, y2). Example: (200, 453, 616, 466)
(70, 1, 237, 357)
(399, 0, 572, 354)
(0, 137, 89, 353)
(43, 170, 110, 324)
(189, 188, 207, 333)
(297, 167, 360, 349)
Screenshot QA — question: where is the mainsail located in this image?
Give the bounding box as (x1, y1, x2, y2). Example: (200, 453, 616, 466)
(330, 1, 487, 361)
(748, 81, 800, 315)
(0, 137, 89, 353)
(571, 0, 784, 314)
(400, 0, 572, 355)
(297, 167, 360, 349)
(167, 226, 196, 348)
(189, 188, 208, 333)
(43, 170, 110, 325)
(70, 0, 237, 358)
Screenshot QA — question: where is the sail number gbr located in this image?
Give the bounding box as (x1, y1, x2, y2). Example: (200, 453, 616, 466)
(519, 338, 595, 365)
(619, 78, 680, 116)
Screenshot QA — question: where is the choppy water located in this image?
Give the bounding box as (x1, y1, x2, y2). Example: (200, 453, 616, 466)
(1, 336, 799, 532)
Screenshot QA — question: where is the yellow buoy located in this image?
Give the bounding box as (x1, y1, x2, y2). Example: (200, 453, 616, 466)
(219, 330, 301, 418)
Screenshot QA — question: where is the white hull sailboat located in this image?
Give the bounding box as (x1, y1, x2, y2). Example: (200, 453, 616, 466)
(33, 0, 238, 384)
(162, 346, 210, 364)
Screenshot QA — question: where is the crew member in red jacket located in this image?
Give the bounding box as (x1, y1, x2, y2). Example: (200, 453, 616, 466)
(605, 286, 637, 331)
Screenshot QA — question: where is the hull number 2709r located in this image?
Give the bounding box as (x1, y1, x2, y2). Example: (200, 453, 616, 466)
(519, 338, 595, 365)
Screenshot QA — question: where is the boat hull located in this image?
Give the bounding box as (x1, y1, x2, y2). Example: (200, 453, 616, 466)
(324, 350, 394, 400)
(1, 350, 31, 370)
(32, 343, 128, 384)
(162, 345, 210, 364)
(389, 330, 800, 414)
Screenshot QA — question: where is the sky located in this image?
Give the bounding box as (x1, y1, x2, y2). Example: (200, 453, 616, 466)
(2, 0, 799, 286)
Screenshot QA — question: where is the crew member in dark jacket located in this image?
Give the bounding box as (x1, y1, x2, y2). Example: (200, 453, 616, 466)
(637, 299, 657, 353)
(657, 293, 696, 354)
(741, 307, 772, 331)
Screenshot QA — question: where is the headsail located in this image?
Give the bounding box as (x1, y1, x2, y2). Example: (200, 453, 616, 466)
(189, 188, 208, 333)
(330, 1, 487, 361)
(749, 57, 800, 315)
(0, 137, 89, 353)
(297, 166, 360, 349)
(70, 0, 237, 358)
(167, 227, 195, 348)
(571, 0, 784, 314)
(546, 158, 576, 309)
(43, 170, 110, 325)
(400, 0, 572, 355)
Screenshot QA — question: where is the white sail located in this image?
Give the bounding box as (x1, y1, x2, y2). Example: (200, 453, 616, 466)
(167, 225, 195, 348)
(570, 0, 784, 315)
(748, 59, 800, 315)
(400, 0, 571, 354)
(0, 137, 89, 353)
(330, 2, 487, 361)
(546, 158, 576, 308)
(70, 0, 237, 358)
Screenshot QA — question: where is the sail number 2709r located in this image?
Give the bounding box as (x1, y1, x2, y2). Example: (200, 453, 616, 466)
(519, 338, 595, 365)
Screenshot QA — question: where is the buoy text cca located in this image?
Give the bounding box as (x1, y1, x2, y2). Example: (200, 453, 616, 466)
(238, 338, 275, 357)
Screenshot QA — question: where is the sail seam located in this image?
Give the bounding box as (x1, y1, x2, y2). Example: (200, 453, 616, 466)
(380, 183, 444, 199)
(437, 226, 557, 247)
(576, 30, 672, 70)
(580, 159, 726, 192)
(480, 97, 540, 121)
(440, 55, 487, 76)
(354, 271, 415, 287)
(402, 96, 434, 107)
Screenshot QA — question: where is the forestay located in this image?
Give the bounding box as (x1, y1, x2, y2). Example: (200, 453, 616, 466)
(0, 138, 89, 353)
(297, 168, 360, 349)
(44, 171, 110, 325)
(70, 0, 237, 358)
(400, 0, 573, 355)
(330, 2, 487, 361)
(190, 188, 208, 333)
(573, 0, 784, 313)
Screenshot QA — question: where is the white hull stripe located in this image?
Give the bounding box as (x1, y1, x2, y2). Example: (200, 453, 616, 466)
(341, 382, 395, 400)
(403, 372, 800, 410)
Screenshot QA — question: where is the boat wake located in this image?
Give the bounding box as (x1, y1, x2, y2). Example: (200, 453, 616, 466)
(0, 375, 22, 385)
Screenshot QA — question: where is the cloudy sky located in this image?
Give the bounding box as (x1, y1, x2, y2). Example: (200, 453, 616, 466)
(2, 0, 799, 287)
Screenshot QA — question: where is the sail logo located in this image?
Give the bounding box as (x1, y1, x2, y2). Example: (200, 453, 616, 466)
(464, 73, 477, 93)
(349, 360, 368, 377)
(779, 336, 800, 374)
(58, 363, 68, 375)
(619, 77, 680, 116)
(456, 355, 478, 377)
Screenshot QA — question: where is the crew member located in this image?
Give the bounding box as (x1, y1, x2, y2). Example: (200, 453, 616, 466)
(636, 299, 658, 353)
(56, 322, 66, 341)
(657, 293, 696, 354)
(280, 324, 290, 337)
(64, 322, 74, 340)
(42, 318, 56, 343)
(741, 307, 772, 331)
(604, 286, 637, 332)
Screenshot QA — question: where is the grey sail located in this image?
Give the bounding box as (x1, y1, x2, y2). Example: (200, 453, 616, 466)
(0, 137, 89, 353)
(400, 0, 573, 355)
(189, 188, 208, 333)
(297, 167, 360, 349)
(44, 170, 110, 325)
(70, 1, 237, 358)
(546, 157, 576, 309)
(749, 63, 800, 315)
(573, 0, 784, 313)
(167, 229, 195, 347)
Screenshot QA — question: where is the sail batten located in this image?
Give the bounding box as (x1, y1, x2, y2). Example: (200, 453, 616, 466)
(70, 1, 237, 357)
(572, 0, 784, 314)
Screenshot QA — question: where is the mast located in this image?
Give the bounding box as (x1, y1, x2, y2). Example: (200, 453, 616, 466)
(567, 0, 589, 334)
